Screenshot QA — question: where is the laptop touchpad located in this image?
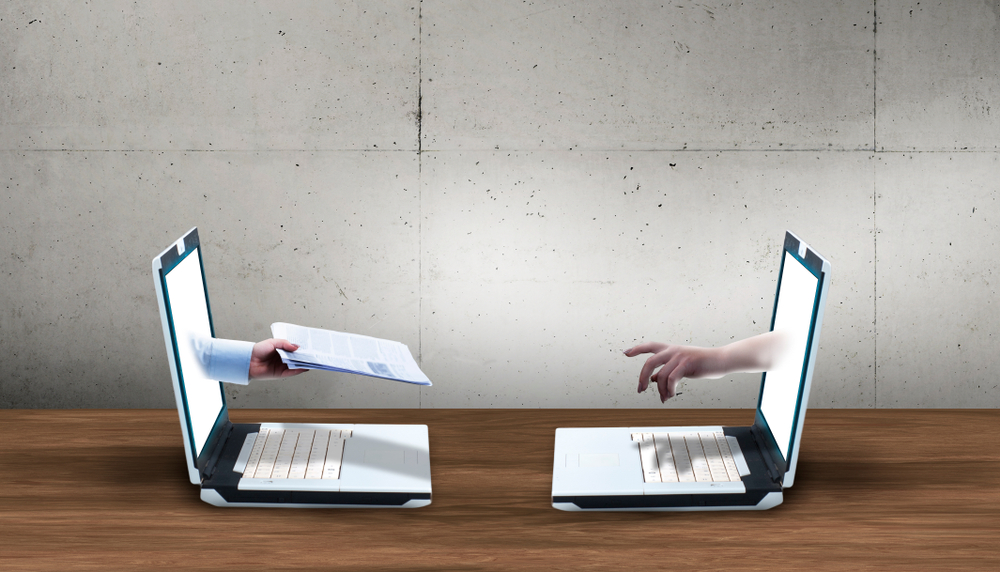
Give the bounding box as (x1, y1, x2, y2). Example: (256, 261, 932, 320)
(365, 449, 406, 466)
(578, 453, 620, 468)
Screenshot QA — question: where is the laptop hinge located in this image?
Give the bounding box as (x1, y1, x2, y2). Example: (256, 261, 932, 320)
(202, 424, 233, 482)
(750, 426, 783, 485)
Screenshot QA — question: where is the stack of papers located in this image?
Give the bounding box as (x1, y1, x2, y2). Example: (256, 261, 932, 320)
(270, 322, 432, 386)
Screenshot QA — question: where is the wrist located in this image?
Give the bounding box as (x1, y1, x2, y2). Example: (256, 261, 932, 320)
(703, 346, 731, 378)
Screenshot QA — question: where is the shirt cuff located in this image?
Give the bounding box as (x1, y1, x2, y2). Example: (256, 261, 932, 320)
(205, 338, 254, 385)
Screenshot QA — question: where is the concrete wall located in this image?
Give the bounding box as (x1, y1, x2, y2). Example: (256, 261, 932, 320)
(2, 1, 997, 409)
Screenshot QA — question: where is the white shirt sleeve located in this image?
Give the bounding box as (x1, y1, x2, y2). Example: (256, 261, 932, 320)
(193, 337, 254, 385)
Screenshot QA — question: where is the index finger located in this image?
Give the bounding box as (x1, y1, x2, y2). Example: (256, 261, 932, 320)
(638, 347, 676, 392)
(624, 342, 668, 357)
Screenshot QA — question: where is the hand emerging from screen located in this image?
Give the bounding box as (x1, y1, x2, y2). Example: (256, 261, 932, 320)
(249, 338, 308, 380)
(624, 331, 789, 403)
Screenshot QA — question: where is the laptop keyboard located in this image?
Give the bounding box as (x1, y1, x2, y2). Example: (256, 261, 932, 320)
(242, 428, 353, 480)
(632, 431, 742, 483)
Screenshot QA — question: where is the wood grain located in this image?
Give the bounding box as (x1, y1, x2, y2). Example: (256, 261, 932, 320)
(1, 409, 997, 571)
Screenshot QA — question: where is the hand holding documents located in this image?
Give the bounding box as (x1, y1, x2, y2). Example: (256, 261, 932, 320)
(270, 322, 431, 386)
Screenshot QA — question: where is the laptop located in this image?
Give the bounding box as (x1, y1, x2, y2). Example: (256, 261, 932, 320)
(153, 227, 432, 508)
(551, 231, 830, 511)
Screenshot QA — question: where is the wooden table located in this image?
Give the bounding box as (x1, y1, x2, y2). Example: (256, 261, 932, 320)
(1, 409, 997, 571)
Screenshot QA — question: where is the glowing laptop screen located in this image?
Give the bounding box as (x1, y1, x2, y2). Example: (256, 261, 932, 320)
(163, 248, 226, 458)
(758, 250, 821, 462)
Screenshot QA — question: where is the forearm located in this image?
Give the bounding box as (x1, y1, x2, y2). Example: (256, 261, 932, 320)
(718, 331, 787, 374)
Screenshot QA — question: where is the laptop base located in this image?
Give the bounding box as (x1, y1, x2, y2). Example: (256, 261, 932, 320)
(551, 425, 783, 512)
(199, 422, 432, 509)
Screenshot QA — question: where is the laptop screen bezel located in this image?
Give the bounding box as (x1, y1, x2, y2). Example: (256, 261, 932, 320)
(154, 227, 231, 483)
(752, 231, 828, 487)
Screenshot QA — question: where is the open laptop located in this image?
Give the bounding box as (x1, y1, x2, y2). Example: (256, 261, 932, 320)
(153, 227, 432, 508)
(551, 231, 830, 511)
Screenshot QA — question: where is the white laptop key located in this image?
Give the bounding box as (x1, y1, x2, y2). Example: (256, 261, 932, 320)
(669, 433, 696, 482)
(242, 428, 268, 478)
(271, 430, 299, 479)
(323, 435, 346, 480)
(288, 430, 314, 479)
(716, 433, 743, 481)
(685, 434, 713, 482)
(305, 429, 332, 479)
(637, 433, 661, 482)
(700, 432, 729, 482)
(652, 434, 678, 482)
(254, 428, 284, 479)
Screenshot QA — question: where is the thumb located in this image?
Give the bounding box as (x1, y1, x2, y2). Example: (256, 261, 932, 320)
(271, 339, 300, 352)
